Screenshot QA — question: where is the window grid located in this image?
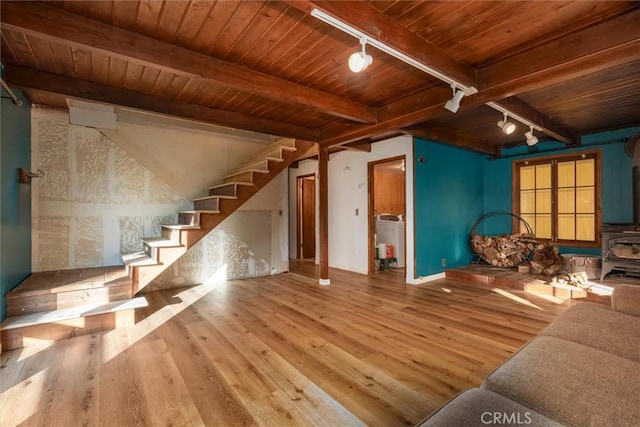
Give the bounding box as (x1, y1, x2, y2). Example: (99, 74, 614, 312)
(513, 151, 600, 248)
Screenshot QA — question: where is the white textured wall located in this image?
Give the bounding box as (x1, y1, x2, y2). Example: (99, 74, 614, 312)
(32, 107, 289, 278)
(289, 136, 415, 281)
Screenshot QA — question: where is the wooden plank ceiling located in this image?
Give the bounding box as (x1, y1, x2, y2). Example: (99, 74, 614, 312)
(1, 1, 639, 156)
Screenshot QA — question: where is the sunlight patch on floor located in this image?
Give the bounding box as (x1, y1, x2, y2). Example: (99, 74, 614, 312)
(101, 264, 228, 363)
(492, 288, 543, 311)
(0, 368, 49, 425)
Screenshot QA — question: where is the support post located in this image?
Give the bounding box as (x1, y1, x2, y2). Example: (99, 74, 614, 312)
(318, 145, 330, 285)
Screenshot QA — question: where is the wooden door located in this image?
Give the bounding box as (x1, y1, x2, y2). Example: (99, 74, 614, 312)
(297, 176, 316, 259)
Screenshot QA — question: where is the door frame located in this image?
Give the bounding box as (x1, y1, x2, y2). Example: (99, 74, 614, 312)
(296, 173, 316, 259)
(367, 155, 406, 274)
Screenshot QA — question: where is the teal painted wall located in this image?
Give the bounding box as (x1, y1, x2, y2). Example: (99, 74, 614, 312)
(414, 138, 484, 277)
(1, 88, 31, 321)
(483, 127, 640, 255)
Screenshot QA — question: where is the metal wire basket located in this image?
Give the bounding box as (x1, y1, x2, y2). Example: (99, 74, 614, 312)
(470, 211, 535, 266)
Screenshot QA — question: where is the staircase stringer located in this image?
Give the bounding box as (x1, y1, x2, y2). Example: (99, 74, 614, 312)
(131, 139, 315, 293)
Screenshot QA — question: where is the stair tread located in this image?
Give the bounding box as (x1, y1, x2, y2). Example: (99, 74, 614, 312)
(142, 237, 183, 248)
(1, 297, 148, 331)
(7, 266, 129, 297)
(191, 194, 227, 203)
(209, 181, 254, 190)
(222, 169, 269, 179)
(162, 224, 202, 230)
(122, 251, 158, 267)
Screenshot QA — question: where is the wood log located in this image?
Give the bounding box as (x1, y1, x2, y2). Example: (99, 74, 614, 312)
(471, 232, 537, 267)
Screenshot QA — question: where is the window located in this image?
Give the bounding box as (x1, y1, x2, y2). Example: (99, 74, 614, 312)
(513, 151, 601, 247)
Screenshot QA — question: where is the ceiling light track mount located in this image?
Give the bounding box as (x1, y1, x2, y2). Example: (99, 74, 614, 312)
(311, 8, 478, 96)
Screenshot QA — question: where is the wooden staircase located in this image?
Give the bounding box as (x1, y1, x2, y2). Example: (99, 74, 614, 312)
(1, 266, 147, 351)
(122, 138, 312, 294)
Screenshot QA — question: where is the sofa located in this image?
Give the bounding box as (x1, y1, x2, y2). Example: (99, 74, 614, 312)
(418, 284, 640, 426)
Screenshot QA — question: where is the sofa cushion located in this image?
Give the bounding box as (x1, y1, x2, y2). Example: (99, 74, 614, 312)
(483, 336, 640, 427)
(539, 302, 640, 363)
(418, 388, 562, 427)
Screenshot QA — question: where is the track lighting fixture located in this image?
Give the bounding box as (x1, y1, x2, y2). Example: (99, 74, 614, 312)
(525, 126, 539, 146)
(348, 37, 373, 73)
(497, 113, 516, 134)
(444, 84, 465, 113)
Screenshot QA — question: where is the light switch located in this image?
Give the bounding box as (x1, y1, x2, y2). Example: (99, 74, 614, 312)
(355, 209, 359, 216)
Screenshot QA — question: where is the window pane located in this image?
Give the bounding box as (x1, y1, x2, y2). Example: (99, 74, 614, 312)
(521, 214, 535, 234)
(577, 214, 595, 241)
(536, 189, 552, 213)
(558, 188, 575, 213)
(558, 214, 576, 240)
(536, 164, 551, 188)
(521, 166, 535, 190)
(520, 190, 535, 213)
(536, 214, 552, 239)
(576, 187, 595, 213)
(558, 161, 575, 187)
(576, 159, 595, 186)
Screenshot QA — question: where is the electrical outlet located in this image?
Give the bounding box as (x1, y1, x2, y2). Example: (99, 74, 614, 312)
(442, 258, 447, 267)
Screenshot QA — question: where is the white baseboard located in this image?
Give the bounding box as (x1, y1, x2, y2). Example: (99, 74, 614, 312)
(406, 272, 445, 285)
(319, 278, 331, 286)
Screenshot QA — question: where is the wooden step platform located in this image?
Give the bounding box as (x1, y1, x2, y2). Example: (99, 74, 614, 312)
(1, 297, 148, 350)
(446, 264, 614, 305)
(6, 266, 133, 316)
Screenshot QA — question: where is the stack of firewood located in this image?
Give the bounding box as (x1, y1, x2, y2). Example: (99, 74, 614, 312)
(528, 243, 565, 276)
(471, 232, 537, 267)
(551, 271, 591, 288)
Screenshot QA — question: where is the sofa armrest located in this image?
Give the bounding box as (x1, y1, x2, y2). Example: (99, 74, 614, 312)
(611, 284, 640, 316)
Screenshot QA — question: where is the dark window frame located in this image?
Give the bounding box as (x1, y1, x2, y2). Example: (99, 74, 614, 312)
(512, 150, 601, 248)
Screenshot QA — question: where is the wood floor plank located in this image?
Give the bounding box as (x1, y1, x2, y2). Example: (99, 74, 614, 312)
(133, 338, 204, 426)
(0, 264, 572, 426)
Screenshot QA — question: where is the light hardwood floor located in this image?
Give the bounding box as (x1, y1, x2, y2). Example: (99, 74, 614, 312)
(0, 262, 572, 426)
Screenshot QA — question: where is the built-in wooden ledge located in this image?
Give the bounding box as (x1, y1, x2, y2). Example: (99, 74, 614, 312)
(446, 264, 616, 305)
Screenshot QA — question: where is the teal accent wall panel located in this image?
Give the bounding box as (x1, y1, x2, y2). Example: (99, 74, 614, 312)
(413, 138, 484, 277)
(1, 88, 31, 321)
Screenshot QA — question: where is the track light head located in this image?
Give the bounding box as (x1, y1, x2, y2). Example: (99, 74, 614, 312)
(349, 37, 372, 73)
(525, 126, 539, 146)
(444, 84, 465, 113)
(497, 113, 516, 134)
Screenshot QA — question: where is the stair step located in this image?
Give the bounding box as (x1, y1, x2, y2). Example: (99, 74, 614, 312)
(222, 169, 268, 182)
(122, 251, 158, 269)
(6, 267, 132, 317)
(178, 210, 220, 226)
(209, 182, 254, 197)
(240, 156, 282, 171)
(142, 237, 183, 259)
(236, 159, 270, 174)
(265, 137, 296, 150)
(246, 148, 286, 162)
(1, 297, 148, 331)
(192, 195, 222, 211)
(1, 297, 148, 350)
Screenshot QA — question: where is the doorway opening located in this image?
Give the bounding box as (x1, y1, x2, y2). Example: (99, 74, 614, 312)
(296, 174, 316, 260)
(367, 156, 406, 276)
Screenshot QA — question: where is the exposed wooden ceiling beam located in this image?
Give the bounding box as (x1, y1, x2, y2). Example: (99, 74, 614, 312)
(403, 126, 499, 156)
(0, 1, 377, 124)
(5, 65, 319, 141)
(477, 9, 640, 99)
(286, 0, 476, 88)
(489, 97, 575, 145)
(319, 8, 640, 148)
(342, 141, 371, 152)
